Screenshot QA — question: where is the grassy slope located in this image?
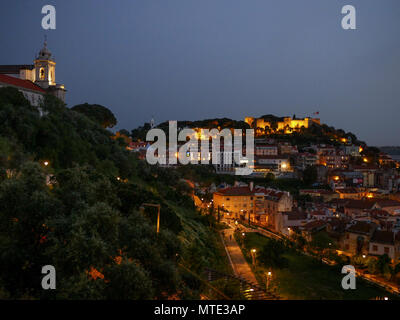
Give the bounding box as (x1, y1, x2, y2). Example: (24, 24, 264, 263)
(131, 172, 239, 298)
(241, 233, 397, 300)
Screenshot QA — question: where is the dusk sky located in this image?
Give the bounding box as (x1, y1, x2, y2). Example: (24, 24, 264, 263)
(1, 0, 399, 146)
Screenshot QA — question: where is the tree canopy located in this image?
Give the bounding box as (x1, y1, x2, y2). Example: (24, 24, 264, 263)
(71, 103, 117, 128)
(0, 87, 226, 299)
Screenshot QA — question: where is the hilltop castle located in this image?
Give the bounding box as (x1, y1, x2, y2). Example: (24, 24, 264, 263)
(244, 116, 320, 134)
(0, 39, 66, 106)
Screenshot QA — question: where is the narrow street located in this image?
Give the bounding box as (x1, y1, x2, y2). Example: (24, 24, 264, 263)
(221, 225, 258, 285)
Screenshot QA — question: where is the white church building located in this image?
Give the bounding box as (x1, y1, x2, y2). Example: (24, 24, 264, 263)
(0, 39, 66, 106)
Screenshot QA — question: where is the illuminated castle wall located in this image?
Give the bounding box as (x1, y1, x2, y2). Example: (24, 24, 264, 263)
(244, 116, 320, 134)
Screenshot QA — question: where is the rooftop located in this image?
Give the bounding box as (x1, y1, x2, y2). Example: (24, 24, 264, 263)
(0, 64, 34, 74)
(370, 230, 397, 245)
(346, 221, 376, 235)
(0, 74, 45, 94)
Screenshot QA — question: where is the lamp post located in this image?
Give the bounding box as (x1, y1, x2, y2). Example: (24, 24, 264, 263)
(251, 249, 257, 266)
(241, 232, 245, 246)
(140, 203, 161, 234)
(266, 271, 272, 291)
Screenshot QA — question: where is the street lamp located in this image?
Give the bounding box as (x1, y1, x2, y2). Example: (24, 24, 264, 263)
(251, 249, 257, 266)
(140, 203, 161, 234)
(43, 161, 49, 166)
(266, 271, 272, 291)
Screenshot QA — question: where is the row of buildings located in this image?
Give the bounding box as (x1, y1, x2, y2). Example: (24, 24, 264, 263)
(210, 181, 400, 262)
(129, 135, 399, 193)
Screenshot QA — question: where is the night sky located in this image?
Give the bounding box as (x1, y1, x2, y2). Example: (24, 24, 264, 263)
(1, 0, 399, 146)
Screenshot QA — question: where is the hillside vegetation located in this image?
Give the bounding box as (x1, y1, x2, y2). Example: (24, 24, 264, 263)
(0, 87, 230, 299)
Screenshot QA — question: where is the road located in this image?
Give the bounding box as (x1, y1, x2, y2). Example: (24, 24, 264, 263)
(221, 225, 259, 285)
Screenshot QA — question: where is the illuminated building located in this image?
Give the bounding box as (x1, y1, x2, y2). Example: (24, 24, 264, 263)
(0, 39, 66, 103)
(244, 116, 320, 135)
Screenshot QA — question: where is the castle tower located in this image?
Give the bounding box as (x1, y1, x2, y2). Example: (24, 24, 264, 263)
(34, 37, 56, 89)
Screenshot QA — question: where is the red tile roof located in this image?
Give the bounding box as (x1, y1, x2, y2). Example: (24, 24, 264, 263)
(344, 199, 375, 210)
(216, 186, 254, 196)
(370, 230, 396, 245)
(0, 74, 45, 93)
(346, 221, 376, 235)
(283, 210, 308, 221)
(216, 186, 288, 199)
(302, 219, 327, 232)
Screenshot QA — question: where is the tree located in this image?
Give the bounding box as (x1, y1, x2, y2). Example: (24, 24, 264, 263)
(377, 254, 391, 275)
(118, 129, 130, 137)
(292, 233, 306, 250)
(0, 87, 30, 107)
(303, 165, 318, 186)
(71, 103, 117, 128)
(310, 231, 336, 251)
(258, 239, 289, 269)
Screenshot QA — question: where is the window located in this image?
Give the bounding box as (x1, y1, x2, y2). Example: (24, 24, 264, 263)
(40, 68, 45, 80)
(384, 247, 390, 254)
(345, 244, 349, 250)
(373, 245, 378, 252)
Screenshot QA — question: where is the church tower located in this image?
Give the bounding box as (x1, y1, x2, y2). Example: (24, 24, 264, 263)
(33, 37, 66, 102)
(34, 37, 56, 89)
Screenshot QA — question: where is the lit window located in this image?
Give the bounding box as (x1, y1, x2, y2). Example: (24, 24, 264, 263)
(40, 68, 45, 80)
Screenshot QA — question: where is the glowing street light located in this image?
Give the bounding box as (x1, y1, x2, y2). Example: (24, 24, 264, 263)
(251, 249, 257, 266)
(266, 271, 272, 290)
(140, 203, 161, 234)
(43, 161, 49, 166)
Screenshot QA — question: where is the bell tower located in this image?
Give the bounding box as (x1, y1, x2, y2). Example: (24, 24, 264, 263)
(34, 36, 56, 89)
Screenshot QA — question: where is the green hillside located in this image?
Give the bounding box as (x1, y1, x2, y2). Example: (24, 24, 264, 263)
(0, 87, 232, 300)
